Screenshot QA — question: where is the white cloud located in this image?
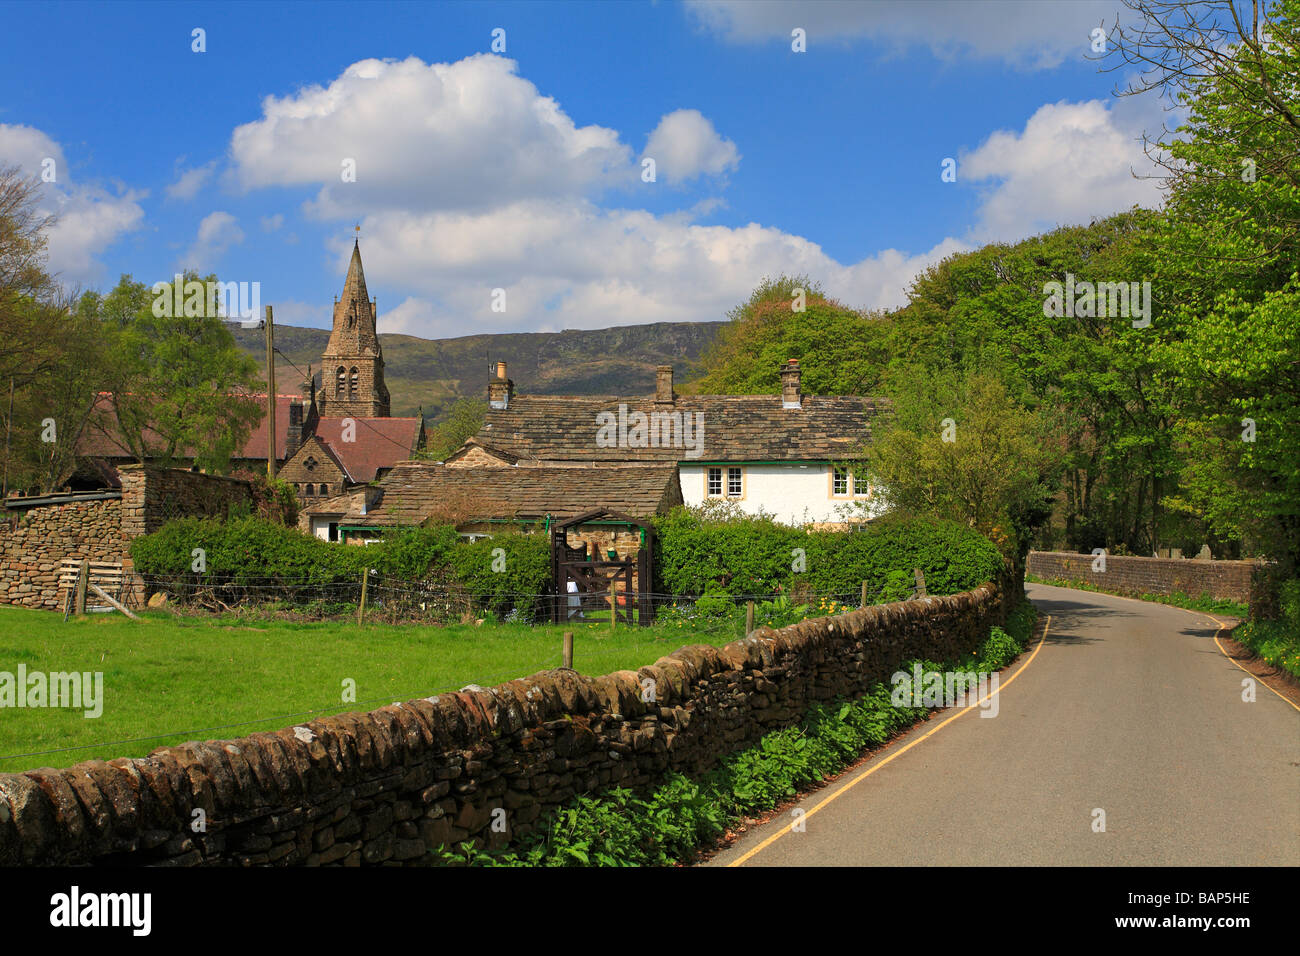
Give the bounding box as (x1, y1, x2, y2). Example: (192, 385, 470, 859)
(335, 200, 966, 339)
(0, 123, 145, 285)
(223, 55, 1169, 345)
(179, 211, 244, 269)
(228, 54, 635, 217)
(260, 213, 285, 232)
(643, 109, 740, 184)
(165, 161, 217, 200)
(960, 98, 1166, 241)
(686, 0, 1118, 70)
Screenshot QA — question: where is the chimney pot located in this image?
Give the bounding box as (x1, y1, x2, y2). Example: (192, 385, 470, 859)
(781, 358, 802, 409)
(488, 363, 514, 409)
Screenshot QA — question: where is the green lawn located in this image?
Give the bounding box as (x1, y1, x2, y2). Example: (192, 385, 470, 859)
(0, 606, 747, 775)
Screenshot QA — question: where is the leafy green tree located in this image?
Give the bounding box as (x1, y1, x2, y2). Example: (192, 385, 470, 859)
(867, 367, 1059, 566)
(692, 274, 893, 395)
(1106, 0, 1300, 571)
(892, 211, 1191, 555)
(420, 398, 487, 461)
(80, 273, 263, 473)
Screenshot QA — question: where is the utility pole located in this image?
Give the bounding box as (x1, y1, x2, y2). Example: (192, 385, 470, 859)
(2, 377, 12, 499)
(265, 305, 276, 479)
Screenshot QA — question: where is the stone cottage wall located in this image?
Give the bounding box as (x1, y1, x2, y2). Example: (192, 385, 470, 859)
(0, 577, 1015, 866)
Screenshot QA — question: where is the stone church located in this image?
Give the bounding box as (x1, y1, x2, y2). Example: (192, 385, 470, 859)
(277, 240, 423, 503)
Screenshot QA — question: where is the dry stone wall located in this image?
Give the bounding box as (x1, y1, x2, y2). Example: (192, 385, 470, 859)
(0, 577, 1013, 866)
(0, 495, 124, 608)
(0, 466, 254, 610)
(1027, 550, 1256, 603)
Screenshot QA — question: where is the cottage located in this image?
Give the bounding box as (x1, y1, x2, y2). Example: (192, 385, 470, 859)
(446, 359, 885, 526)
(301, 461, 681, 545)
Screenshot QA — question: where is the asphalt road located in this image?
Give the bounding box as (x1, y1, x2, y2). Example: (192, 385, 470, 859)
(706, 583, 1300, 866)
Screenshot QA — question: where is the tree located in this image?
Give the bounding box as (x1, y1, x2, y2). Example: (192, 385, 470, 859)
(867, 367, 1060, 567)
(691, 274, 893, 396)
(892, 211, 1192, 555)
(80, 274, 264, 473)
(0, 164, 107, 493)
(418, 398, 488, 461)
(1104, 0, 1300, 572)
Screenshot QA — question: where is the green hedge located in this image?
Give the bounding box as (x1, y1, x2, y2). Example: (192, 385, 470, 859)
(653, 508, 1005, 599)
(133, 508, 1006, 618)
(129, 517, 549, 618)
(129, 515, 363, 585)
(448, 533, 551, 619)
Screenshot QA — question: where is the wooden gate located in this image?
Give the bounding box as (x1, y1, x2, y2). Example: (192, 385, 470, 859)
(550, 509, 654, 626)
(59, 559, 127, 616)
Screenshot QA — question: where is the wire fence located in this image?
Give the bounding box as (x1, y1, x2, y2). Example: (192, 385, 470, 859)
(132, 569, 917, 629)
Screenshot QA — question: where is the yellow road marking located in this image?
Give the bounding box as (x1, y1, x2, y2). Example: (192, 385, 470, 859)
(1030, 584, 1298, 713)
(726, 614, 1051, 867)
(1202, 613, 1300, 713)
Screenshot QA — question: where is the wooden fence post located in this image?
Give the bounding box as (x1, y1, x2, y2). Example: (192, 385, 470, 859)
(860, 580, 868, 608)
(357, 569, 369, 625)
(913, 568, 927, 599)
(745, 600, 755, 636)
(74, 560, 89, 617)
(563, 631, 574, 669)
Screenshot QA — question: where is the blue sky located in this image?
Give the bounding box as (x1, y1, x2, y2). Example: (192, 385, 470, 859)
(1, 0, 1170, 338)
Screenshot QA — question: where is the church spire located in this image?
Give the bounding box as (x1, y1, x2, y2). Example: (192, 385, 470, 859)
(338, 239, 372, 331)
(319, 239, 390, 418)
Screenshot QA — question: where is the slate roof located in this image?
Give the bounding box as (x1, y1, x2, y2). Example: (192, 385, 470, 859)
(312, 417, 422, 482)
(304, 461, 681, 526)
(474, 395, 882, 463)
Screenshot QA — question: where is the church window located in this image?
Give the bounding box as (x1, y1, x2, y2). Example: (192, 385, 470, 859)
(336, 366, 346, 397)
(320, 483, 328, 496)
(349, 367, 358, 400)
(305, 483, 315, 497)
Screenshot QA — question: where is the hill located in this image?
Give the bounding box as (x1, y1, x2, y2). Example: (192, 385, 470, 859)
(234, 321, 724, 422)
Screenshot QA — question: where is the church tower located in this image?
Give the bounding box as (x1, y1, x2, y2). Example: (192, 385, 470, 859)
(318, 239, 391, 418)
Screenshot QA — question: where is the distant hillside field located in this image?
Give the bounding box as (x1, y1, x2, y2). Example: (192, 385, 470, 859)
(235, 321, 723, 423)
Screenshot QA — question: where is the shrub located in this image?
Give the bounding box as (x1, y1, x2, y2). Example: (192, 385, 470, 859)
(366, 524, 461, 579)
(131, 516, 550, 617)
(448, 531, 551, 620)
(130, 515, 362, 587)
(653, 507, 1005, 600)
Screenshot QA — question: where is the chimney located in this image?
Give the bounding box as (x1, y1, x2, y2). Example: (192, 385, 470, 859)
(781, 358, 801, 409)
(488, 361, 514, 410)
(286, 398, 304, 457)
(655, 365, 674, 405)
(301, 364, 315, 410)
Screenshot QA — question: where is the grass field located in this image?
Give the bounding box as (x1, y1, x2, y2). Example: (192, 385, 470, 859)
(0, 605, 747, 775)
